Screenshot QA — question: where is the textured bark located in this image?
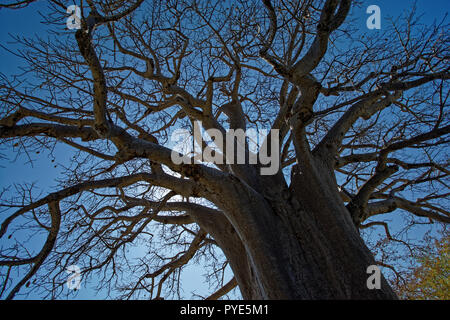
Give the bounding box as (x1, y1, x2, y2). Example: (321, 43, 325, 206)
(1, 0, 447, 301)
(205, 156, 398, 299)
(218, 178, 397, 299)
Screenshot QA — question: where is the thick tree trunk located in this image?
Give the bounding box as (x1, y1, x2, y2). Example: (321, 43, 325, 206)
(229, 198, 397, 299)
(213, 165, 398, 300)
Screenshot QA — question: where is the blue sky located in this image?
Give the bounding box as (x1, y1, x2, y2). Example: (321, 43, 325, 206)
(0, 0, 448, 299)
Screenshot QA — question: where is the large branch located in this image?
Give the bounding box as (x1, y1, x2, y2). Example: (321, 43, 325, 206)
(366, 197, 450, 223)
(346, 165, 399, 225)
(290, 0, 351, 82)
(0, 117, 229, 195)
(124, 195, 257, 299)
(314, 91, 402, 162)
(260, 0, 351, 83)
(3, 201, 61, 300)
(379, 124, 450, 156)
(206, 277, 237, 300)
(75, 30, 110, 137)
(0, 107, 93, 128)
(74, 2, 146, 138)
(0, 172, 201, 238)
(0, 122, 98, 141)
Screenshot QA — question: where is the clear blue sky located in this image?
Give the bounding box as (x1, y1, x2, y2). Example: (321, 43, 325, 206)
(0, 0, 448, 300)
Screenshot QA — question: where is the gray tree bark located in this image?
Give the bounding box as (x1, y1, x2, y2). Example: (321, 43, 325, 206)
(211, 163, 397, 299)
(1, 0, 447, 300)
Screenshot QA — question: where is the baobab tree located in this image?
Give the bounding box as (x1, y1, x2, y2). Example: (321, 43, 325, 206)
(0, 0, 448, 300)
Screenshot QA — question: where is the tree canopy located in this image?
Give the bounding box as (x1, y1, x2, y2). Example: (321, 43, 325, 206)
(0, 0, 448, 300)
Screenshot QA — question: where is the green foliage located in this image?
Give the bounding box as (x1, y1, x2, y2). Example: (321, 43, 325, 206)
(395, 232, 449, 300)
